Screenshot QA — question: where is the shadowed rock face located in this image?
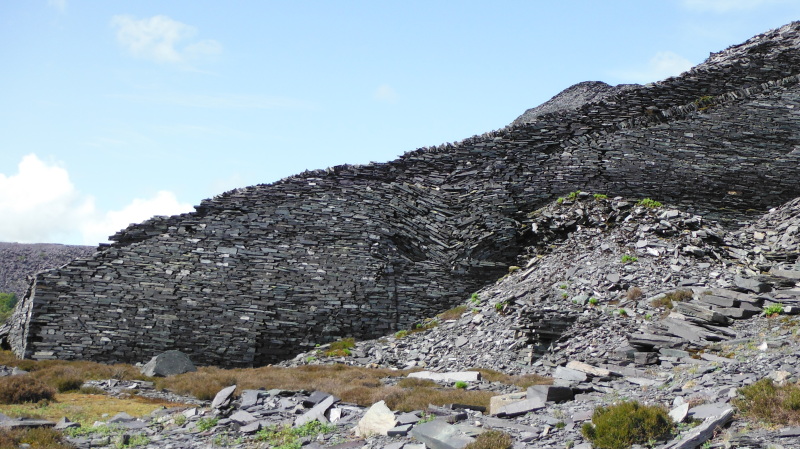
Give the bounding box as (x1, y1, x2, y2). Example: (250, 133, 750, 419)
(7, 22, 800, 368)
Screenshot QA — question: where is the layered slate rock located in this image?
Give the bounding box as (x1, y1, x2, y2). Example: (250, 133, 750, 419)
(8, 22, 800, 367)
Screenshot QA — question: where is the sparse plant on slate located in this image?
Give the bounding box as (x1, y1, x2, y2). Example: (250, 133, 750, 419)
(196, 417, 219, 431)
(763, 304, 784, 317)
(455, 381, 468, 389)
(593, 193, 608, 200)
(637, 198, 662, 208)
(620, 254, 638, 263)
(325, 338, 355, 357)
(464, 430, 513, 449)
(588, 297, 599, 306)
(567, 190, 581, 200)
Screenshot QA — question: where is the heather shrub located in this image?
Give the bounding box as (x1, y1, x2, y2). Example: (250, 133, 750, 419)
(734, 378, 800, 425)
(581, 401, 673, 449)
(0, 375, 56, 404)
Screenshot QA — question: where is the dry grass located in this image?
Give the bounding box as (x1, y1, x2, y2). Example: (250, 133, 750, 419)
(733, 378, 800, 426)
(465, 430, 513, 449)
(468, 367, 552, 389)
(0, 427, 75, 449)
(439, 306, 468, 321)
(650, 289, 693, 310)
(0, 351, 146, 393)
(384, 386, 495, 412)
(0, 393, 189, 427)
(626, 287, 643, 301)
(156, 364, 416, 404)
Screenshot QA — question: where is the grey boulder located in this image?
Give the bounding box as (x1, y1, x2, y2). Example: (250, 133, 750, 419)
(140, 350, 197, 377)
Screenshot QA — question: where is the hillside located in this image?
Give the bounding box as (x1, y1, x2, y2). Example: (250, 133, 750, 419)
(0, 242, 95, 300)
(6, 21, 800, 369)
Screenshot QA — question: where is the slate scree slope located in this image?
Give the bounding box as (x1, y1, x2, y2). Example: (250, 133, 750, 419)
(6, 22, 800, 368)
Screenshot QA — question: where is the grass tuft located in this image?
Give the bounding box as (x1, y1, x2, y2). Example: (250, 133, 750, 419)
(464, 430, 513, 449)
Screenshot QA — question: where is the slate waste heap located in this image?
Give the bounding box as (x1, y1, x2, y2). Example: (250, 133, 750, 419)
(5, 22, 800, 370)
(2, 192, 799, 449)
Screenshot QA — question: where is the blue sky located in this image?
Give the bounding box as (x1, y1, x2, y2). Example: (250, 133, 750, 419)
(2, 0, 799, 245)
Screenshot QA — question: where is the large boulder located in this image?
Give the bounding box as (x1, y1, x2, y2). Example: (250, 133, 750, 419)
(140, 350, 197, 377)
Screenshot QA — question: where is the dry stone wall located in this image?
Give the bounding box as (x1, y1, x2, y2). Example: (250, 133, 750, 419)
(7, 22, 800, 368)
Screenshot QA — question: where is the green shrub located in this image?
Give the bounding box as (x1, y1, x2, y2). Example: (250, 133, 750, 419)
(464, 430, 513, 449)
(196, 417, 218, 431)
(620, 255, 638, 264)
(454, 381, 468, 389)
(763, 304, 784, 317)
(325, 338, 355, 357)
(567, 190, 581, 200)
(593, 193, 608, 200)
(0, 376, 56, 404)
(637, 198, 662, 208)
(581, 401, 673, 449)
(255, 420, 336, 448)
(733, 378, 800, 425)
(0, 293, 17, 323)
(588, 297, 599, 306)
(395, 330, 409, 339)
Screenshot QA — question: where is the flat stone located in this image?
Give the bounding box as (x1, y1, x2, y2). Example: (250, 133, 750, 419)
(240, 390, 262, 408)
(54, 417, 80, 430)
(489, 392, 526, 415)
(229, 410, 257, 425)
(566, 360, 611, 377)
(396, 412, 421, 425)
(669, 403, 689, 423)
(778, 426, 800, 437)
(688, 402, 730, 420)
(527, 385, 574, 403)
(211, 385, 237, 409)
(295, 395, 336, 427)
(553, 366, 587, 382)
(140, 350, 197, 377)
(239, 421, 263, 434)
(734, 276, 771, 293)
(408, 371, 480, 383)
(496, 398, 546, 417)
(410, 419, 475, 449)
(388, 424, 413, 437)
(0, 419, 56, 429)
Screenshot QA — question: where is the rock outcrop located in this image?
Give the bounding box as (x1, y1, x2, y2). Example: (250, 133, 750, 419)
(7, 22, 800, 368)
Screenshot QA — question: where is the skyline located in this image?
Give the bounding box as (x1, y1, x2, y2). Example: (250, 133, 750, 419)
(2, 1, 800, 245)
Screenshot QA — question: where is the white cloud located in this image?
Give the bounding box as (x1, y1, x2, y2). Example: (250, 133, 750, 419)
(373, 84, 398, 103)
(611, 51, 695, 84)
(48, 0, 67, 13)
(110, 15, 222, 64)
(0, 154, 194, 246)
(680, 0, 789, 12)
(81, 191, 194, 245)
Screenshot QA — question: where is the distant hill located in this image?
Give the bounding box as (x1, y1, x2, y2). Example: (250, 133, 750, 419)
(0, 242, 95, 300)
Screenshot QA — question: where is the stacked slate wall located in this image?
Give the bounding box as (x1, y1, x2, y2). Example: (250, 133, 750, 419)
(7, 22, 800, 367)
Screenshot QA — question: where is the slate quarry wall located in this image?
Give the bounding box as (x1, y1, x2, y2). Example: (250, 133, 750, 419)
(8, 22, 800, 367)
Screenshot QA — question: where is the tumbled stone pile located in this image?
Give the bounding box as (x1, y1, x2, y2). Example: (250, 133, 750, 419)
(8, 22, 800, 368)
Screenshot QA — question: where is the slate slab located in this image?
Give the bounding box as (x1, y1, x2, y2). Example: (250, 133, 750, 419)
(211, 385, 237, 409)
(496, 398, 546, 417)
(410, 419, 475, 449)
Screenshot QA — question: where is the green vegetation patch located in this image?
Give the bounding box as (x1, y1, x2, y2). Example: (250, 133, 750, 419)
(733, 378, 800, 426)
(581, 401, 673, 449)
(637, 198, 663, 208)
(0, 293, 17, 323)
(255, 420, 337, 449)
(325, 338, 355, 357)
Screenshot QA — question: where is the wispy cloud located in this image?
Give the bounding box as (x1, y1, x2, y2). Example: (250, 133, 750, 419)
(109, 92, 317, 110)
(0, 154, 194, 245)
(110, 15, 222, 64)
(680, 0, 791, 12)
(373, 84, 398, 103)
(48, 0, 66, 13)
(610, 51, 695, 84)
